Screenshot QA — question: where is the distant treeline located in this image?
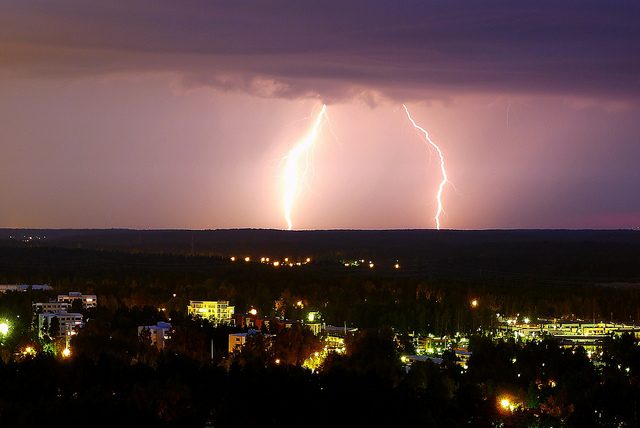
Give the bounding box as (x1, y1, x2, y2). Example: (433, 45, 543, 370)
(0, 245, 639, 333)
(2, 229, 640, 281)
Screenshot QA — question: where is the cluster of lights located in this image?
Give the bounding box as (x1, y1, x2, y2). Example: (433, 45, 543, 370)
(343, 259, 401, 270)
(230, 256, 312, 268)
(21, 346, 36, 357)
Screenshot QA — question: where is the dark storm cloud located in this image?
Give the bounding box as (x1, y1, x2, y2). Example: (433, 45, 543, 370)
(1, 0, 639, 101)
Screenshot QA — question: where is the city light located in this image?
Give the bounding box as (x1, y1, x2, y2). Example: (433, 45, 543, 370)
(249, 308, 258, 316)
(230, 256, 236, 262)
(244, 256, 250, 262)
(22, 346, 36, 356)
(62, 347, 71, 358)
(394, 263, 400, 269)
(470, 299, 479, 308)
(500, 398, 511, 410)
(0, 322, 9, 336)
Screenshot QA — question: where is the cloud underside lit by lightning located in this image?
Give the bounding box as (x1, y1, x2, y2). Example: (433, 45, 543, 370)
(283, 104, 327, 230)
(403, 104, 449, 230)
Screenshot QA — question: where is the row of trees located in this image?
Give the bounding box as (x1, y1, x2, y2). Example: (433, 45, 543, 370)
(1, 246, 640, 335)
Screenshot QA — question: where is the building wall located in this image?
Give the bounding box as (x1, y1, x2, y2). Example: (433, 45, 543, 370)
(188, 300, 235, 324)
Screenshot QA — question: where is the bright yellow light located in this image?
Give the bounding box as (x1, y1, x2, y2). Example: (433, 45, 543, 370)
(260, 257, 265, 262)
(306, 258, 311, 263)
(284, 257, 289, 262)
(523, 317, 530, 324)
(244, 256, 250, 262)
(307, 313, 315, 322)
(0, 322, 9, 336)
(500, 398, 511, 410)
(394, 263, 400, 269)
(62, 347, 71, 358)
(368, 263, 374, 268)
(400, 356, 408, 363)
(274, 358, 281, 365)
(283, 104, 327, 230)
(471, 299, 479, 308)
(249, 308, 258, 316)
(273, 261, 280, 267)
(296, 300, 304, 308)
(230, 256, 236, 262)
(403, 104, 449, 230)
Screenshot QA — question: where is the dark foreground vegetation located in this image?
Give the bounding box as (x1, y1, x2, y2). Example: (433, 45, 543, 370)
(2, 327, 640, 427)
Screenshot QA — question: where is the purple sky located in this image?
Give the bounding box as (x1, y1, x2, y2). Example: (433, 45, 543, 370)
(1, 0, 639, 229)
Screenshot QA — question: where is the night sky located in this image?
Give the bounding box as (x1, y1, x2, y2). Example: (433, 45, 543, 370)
(1, 1, 639, 229)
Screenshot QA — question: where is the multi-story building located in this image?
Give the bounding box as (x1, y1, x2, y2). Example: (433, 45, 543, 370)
(138, 322, 172, 350)
(187, 300, 235, 325)
(228, 332, 248, 354)
(34, 301, 70, 313)
(57, 292, 97, 309)
(38, 312, 84, 338)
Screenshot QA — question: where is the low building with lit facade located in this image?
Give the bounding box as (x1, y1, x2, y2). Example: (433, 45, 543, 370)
(187, 300, 235, 325)
(324, 325, 357, 351)
(38, 312, 83, 337)
(0, 284, 52, 293)
(57, 292, 97, 309)
(138, 321, 172, 350)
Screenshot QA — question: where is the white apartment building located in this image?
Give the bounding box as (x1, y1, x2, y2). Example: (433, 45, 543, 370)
(34, 301, 70, 313)
(138, 322, 172, 350)
(57, 292, 97, 308)
(38, 312, 84, 337)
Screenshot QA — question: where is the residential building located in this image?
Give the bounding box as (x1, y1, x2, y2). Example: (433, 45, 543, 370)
(57, 292, 97, 308)
(34, 301, 70, 313)
(228, 332, 248, 354)
(38, 312, 83, 337)
(138, 322, 172, 350)
(187, 300, 235, 325)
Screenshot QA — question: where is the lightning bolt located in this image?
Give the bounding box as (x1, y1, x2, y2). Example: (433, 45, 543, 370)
(283, 104, 327, 230)
(403, 104, 449, 230)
